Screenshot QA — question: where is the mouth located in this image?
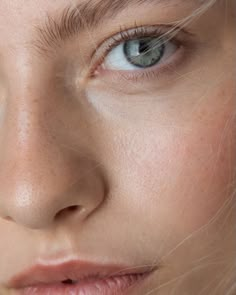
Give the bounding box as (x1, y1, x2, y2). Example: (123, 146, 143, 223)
(9, 259, 156, 295)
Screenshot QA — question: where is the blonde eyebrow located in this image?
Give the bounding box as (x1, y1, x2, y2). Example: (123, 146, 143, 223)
(34, 0, 181, 52)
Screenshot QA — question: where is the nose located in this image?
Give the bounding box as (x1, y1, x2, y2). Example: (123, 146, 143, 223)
(0, 70, 106, 230)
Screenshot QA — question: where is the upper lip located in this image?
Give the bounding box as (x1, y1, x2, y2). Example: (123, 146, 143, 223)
(8, 259, 155, 289)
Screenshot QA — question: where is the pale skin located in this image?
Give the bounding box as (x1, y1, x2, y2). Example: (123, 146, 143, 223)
(0, 0, 235, 294)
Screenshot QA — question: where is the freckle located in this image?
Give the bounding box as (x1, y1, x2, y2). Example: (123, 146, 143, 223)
(219, 153, 226, 163)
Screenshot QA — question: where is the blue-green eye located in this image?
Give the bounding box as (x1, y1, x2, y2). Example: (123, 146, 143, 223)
(103, 36, 178, 71)
(124, 38, 165, 68)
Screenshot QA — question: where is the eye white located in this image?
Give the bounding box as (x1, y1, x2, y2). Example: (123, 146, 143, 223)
(103, 38, 178, 71)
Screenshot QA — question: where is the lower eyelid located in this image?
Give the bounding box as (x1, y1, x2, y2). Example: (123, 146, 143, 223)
(86, 45, 187, 96)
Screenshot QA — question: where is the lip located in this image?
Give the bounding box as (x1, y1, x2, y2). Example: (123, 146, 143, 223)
(8, 259, 155, 294)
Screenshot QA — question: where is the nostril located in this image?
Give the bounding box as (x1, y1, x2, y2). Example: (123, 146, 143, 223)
(68, 205, 79, 212)
(4, 216, 13, 222)
(55, 205, 81, 220)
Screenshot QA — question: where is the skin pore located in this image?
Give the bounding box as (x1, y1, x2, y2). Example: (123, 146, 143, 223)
(0, 0, 235, 294)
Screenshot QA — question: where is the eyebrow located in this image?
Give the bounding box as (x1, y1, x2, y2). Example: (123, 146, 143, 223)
(34, 0, 179, 53)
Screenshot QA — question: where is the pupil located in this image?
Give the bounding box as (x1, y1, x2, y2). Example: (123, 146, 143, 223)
(124, 37, 165, 68)
(139, 41, 150, 53)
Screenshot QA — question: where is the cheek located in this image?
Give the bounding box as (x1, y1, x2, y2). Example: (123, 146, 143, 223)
(171, 126, 234, 232)
(124, 84, 235, 234)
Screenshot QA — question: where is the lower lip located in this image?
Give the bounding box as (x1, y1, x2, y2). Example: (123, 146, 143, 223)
(19, 273, 150, 295)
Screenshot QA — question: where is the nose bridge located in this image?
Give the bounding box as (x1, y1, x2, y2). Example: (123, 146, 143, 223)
(0, 63, 105, 229)
(7, 79, 55, 155)
(3, 65, 59, 169)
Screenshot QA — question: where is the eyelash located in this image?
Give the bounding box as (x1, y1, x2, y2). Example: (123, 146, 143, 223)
(88, 25, 189, 81)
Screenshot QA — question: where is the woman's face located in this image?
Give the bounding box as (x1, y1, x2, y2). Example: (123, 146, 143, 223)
(0, 0, 235, 294)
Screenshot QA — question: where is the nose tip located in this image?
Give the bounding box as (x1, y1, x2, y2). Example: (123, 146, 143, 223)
(0, 159, 106, 229)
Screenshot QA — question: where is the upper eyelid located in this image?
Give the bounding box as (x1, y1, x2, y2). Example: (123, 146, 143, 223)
(95, 24, 192, 53)
(89, 24, 191, 67)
